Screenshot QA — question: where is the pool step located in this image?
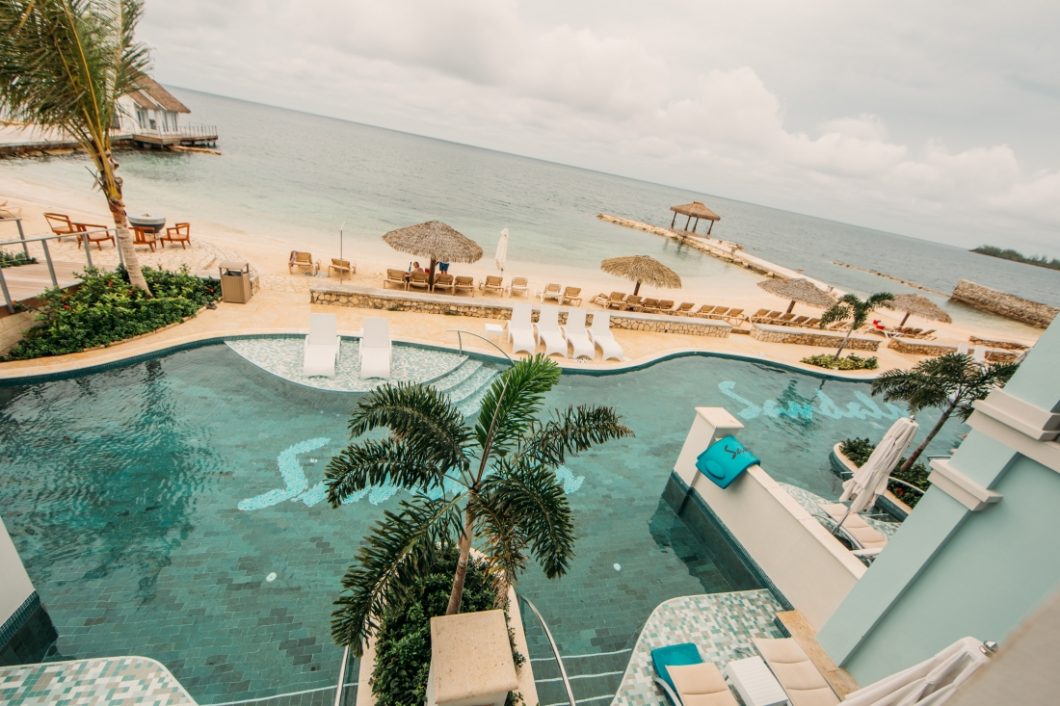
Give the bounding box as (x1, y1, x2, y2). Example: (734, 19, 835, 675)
(528, 648, 630, 706)
(431, 359, 484, 393)
(455, 370, 499, 417)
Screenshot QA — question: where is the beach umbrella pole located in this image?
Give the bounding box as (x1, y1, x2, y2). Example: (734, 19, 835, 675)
(900, 311, 911, 327)
(786, 300, 796, 314)
(633, 280, 642, 296)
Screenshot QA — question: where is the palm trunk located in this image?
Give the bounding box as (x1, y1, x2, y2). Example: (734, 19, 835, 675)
(834, 326, 854, 359)
(900, 398, 959, 472)
(93, 145, 151, 294)
(445, 507, 475, 615)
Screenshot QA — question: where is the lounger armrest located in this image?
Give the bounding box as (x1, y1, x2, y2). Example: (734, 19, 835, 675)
(852, 547, 883, 558)
(652, 676, 683, 706)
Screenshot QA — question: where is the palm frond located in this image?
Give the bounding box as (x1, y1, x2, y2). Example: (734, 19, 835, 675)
(325, 437, 465, 507)
(330, 494, 462, 653)
(517, 404, 634, 470)
(820, 302, 851, 327)
(480, 462, 574, 579)
(474, 354, 561, 455)
(467, 487, 528, 595)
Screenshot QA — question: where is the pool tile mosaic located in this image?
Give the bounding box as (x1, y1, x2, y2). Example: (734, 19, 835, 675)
(0, 656, 197, 705)
(610, 590, 784, 706)
(780, 482, 899, 537)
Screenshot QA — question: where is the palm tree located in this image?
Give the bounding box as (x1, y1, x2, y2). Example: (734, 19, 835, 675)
(0, 0, 152, 293)
(325, 355, 633, 653)
(819, 292, 894, 359)
(872, 353, 1018, 472)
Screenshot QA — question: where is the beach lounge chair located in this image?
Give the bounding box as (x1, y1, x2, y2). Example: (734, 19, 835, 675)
(408, 271, 431, 291)
(621, 295, 644, 311)
(433, 273, 455, 293)
(589, 312, 624, 361)
(674, 302, 695, 316)
(692, 304, 719, 318)
(753, 638, 839, 706)
(74, 222, 115, 250)
(508, 303, 537, 356)
(161, 222, 191, 249)
(328, 258, 353, 280)
(639, 298, 659, 313)
(289, 251, 319, 275)
(651, 642, 739, 706)
(654, 300, 676, 315)
(724, 308, 745, 323)
(131, 226, 157, 252)
(820, 503, 888, 556)
(303, 313, 340, 377)
(454, 275, 475, 296)
(536, 305, 569, 357)
(509, 277, 529, 297)
(480, 275, 505, 295)
(45, 212, 80, 241)
(561, 286, 583, 307)
(359, 317, 392, 379)
(606, 292, 628, 310)
(541, 283, 562, 302)
(562, 309, 595, 360)
(384, 268, 408, 290)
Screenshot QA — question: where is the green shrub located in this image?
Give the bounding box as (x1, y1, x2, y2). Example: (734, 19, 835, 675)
(839, 437, 931, 507)
(803, 353, 878, 370)
(370, 547, 516, 706)
(4, 266, 219, 360)
(0, 251, 36, 268)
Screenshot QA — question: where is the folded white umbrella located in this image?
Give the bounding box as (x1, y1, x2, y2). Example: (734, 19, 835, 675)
(841, 416, 919, 515)
(838, 636, 993, 705)
(495, 227, 509, 271)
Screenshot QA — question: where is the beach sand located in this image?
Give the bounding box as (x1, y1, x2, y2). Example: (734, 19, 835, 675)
(0, 178, 1041, 377)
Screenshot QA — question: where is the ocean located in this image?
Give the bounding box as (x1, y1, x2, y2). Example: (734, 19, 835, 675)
(4, 87, 1057, 315)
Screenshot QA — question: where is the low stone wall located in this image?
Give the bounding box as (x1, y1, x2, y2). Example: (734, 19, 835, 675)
(950, 279, 1058, 329)
(969, 336, 1029, 351)
(310, 286, 732, 337)
(751, 323, 880, 351)
(0, 311, 36, 357)
(887, 338, 958, 356)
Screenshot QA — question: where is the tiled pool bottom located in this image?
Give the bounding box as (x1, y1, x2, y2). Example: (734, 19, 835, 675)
(0, 657, 196, 706)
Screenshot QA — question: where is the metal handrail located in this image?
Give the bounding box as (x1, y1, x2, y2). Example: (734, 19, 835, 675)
(449, 329, 515, 365)
(518, 595, 576, 706)
(333, 645, 351, 706)
(0, 228, 116, 312)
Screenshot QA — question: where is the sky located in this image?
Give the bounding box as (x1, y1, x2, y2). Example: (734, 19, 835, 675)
(139, 0, 1060, 256)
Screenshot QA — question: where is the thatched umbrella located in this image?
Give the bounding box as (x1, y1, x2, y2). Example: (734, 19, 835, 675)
(670, 201, 721, 235)
(382, 220, 483, 285)
(757, 277, 837, 314)
(601, 255, 681, 296)
(884, 294, 952, 327)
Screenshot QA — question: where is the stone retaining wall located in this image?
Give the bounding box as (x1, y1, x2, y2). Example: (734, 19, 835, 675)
(751, 324, 880, 351)
(0, 312, 37, 357)
(310, 286, 732, 337)
(886, 338, 958, 356)
(950, 279, 1058, 329)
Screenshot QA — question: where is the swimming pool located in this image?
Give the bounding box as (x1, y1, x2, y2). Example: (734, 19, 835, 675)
(0, 343, 965, 703)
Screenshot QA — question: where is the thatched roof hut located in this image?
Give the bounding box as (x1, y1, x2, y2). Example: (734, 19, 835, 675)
(670, 201, 720, 235)
(757, 277, 837, 314)
(884, 294, 952, 327)
(601, 255, 681, 295)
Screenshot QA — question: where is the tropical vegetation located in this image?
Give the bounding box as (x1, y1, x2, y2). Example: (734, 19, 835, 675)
(0, 251, 36, 267)
(0, 0, 153, 293)
(840, 437, 930, 508)
(819, 291, 894, 360)
(802, 353, 878, 370)
(325, 355, 632, 656)
(871, 353, 1019, 473)
(971, 245, 1060, 271)
(3, 266, 218, 360)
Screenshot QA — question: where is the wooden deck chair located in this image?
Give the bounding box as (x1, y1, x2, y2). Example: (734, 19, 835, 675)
(674, 302, 695, 316)
(74, 223, 115, 250)
(328, 258, 353, 280)
(638, 298, 659, 313)
(561, 286, 583, 306)
(288, 250, 318, 275)
(541, 282, 562, 302)
(433, 273, 455, 293)
(480, 275, 505, 295)
(622, 294, 643, 311)
(653, 300, 676, 314)
(724, 308, 745, 322)
(161, 222, 191, 249)
(131, 226, 157, 252)
(384, 268, 408, 290)
(408, 271, 431, 291)
(606, 292, 628, 309)
(454, 275, 475, 296)
(509, 277, 529, 297)
(44, 212, 80, 241)
(691, 304, 717, 318)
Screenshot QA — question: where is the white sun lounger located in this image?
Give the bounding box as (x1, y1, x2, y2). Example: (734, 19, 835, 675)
(562, 309, 595, 360)
(536, 305, 569, 357)
(820, 503, 888, 556)
(589, 312, 624, 361)
(753, 637, 839, 706)
(359, 317, 392, 378)
(508, 303, 537, 356)
(303, 313, 340, 377)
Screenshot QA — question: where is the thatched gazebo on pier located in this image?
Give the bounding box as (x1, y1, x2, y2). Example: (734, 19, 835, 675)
(670, 201, 720, 236)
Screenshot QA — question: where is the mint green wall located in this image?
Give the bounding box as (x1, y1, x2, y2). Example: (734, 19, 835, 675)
(819, 321, 1060, 683)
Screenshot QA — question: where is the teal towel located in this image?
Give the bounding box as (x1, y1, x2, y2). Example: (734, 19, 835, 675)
(696, 435, 759, 488)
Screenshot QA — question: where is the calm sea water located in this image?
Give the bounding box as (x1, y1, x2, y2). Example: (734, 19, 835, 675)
(5, 88, 1058, 310)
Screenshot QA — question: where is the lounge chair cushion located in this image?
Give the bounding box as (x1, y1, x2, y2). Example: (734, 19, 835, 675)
(753, 638, 838, 706)
(651, 643, 703, 691)
(669, 663, 739, 706)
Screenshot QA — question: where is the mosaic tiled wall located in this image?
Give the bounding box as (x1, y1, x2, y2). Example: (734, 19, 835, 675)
(0, 593, 56, 667)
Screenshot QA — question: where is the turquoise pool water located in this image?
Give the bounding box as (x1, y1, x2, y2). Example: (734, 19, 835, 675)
(0, 345, 965, 703)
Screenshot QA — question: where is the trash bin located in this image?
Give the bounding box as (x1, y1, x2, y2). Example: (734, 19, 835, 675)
(219, 261, 253, 304)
